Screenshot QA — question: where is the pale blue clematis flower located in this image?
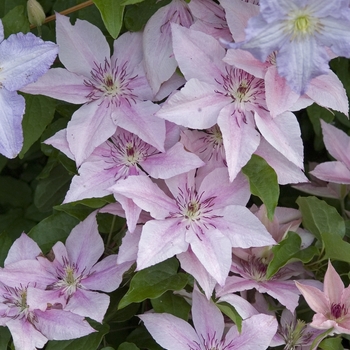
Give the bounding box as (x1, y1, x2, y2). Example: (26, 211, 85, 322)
(0, 20, 57, 158)
(228, 0, 350, 95)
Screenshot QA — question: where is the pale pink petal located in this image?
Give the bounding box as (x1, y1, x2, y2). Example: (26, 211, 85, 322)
(320, 120, 350, 169)
(220, 0, 260, 42)
(82, 255, 132, 292)
(265, 66, 299, 117)
(64, 161, 116, 203)
(255, 138, 308, 185)
(306, 71, 349, 116)
(117, 226, 142, 264)
(310, 161, 350, 184)
(35, 308, 96, 339)
(216, 275, 260, 297)
(225, 314, 277, 350)
(136, 219, 188, 269)
(64, 288, 110, 323)
(156, 78, 228, 129)
(109, 175, 177, 219)
(113, 100, 165, 152)
(218, 294, 259, 319)
(154, 72, 186, 101)
(192, 288, 224, 341)
(4, 233, 41, 265)
(111, 31, 143, 75)
(187, 228, 232, 285)
(220, 205, 276, 248)
(218, 106, 260, 181)
(295, 281, 329, 314)
(224, 49, 267, 79)
(171, 23, 226, 84)
(21, 68, 90, 104)
(177, 249, 217, 299)
(198, 168, 250, 207)
(67, 100, 117, 166)
(143, 3, 185, 94)
(256, 111, 304, 168)
(112, 194, 142, 233)
(324, 261, 344, 304)
(142, 142, 205, 179)
(56, 13, 110, 76)
(140, 313, 200, 350)
(44, 128, 74, 160)
(65, 212, 104, 271)
(7, 318, 48, 350)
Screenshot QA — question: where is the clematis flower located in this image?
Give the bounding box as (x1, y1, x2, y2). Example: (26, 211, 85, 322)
(109, 168, 275, 286)
(34, 211, 133, 323)
(0, 20, 57, 158)
(227, 0, 350, 94)
(310, 120, 350, 184)
(140, 287, 278, 350)
(296, 260, 350, 335)
(45, 125, 204, 204)
(221, 0, 349, 118)
(22, 13, 165, 166)
(157, 25, 304, 181)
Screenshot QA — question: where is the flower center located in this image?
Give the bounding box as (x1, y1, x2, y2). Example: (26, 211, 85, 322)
(84, 58, 138, 106)
(198, 125, 226, 166)
(241, 256, 269, 282)
(104, 130, 157, 180)
(168, 185, 222, 236)
(216, 67, 266, 124)
(287, 7, 322, 40)
(330, 303, 348, 320)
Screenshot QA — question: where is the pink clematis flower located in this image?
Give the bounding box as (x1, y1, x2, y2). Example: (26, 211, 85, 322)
(296, 260, 350, 335)
(109, 168, 275, 286)
(22, 13, 165, 166)
(156, 25, 304, 181)
(310, 120, 350, 185)
(32, 211, 133, 323)
(140, 287, 278, 350)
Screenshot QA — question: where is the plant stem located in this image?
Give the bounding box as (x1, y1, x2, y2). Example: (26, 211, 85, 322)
(29, 0, 94, 29)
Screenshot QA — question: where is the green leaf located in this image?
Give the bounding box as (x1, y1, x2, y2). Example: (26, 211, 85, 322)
(217, 301, 242, 333)
(266, 231, 302, 279)
(54, 197, 114, 221)
(265, 231, 317, 279)
(45, 321, 109, 350)
(0, 327, 11, 350)
(121, 0, 144, 4)
(93, 0, 124, 38)
(0, 232, 14, 266)
(28, 211, 79, 252)
(124, 0, 171, 32)
(127, 326, 163, 350)
(117, 343, 140, 350)
(151, 290, 191, 320)
(34, 163, 73, 212)
(242, 155, 279, 220)
(0, 209, 36, 238)
(322, 231, 350, 263)
(0, 176, 32, 208)
(2, 5, 30, 37)
(319, 336, 344, 350)
(20, 94, 57, 157)
(296, 196, 345, 242)
(119, 258, 189, 309)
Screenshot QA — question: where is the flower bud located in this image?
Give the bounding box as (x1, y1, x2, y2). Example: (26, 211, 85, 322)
(27, 0, 46, 27)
